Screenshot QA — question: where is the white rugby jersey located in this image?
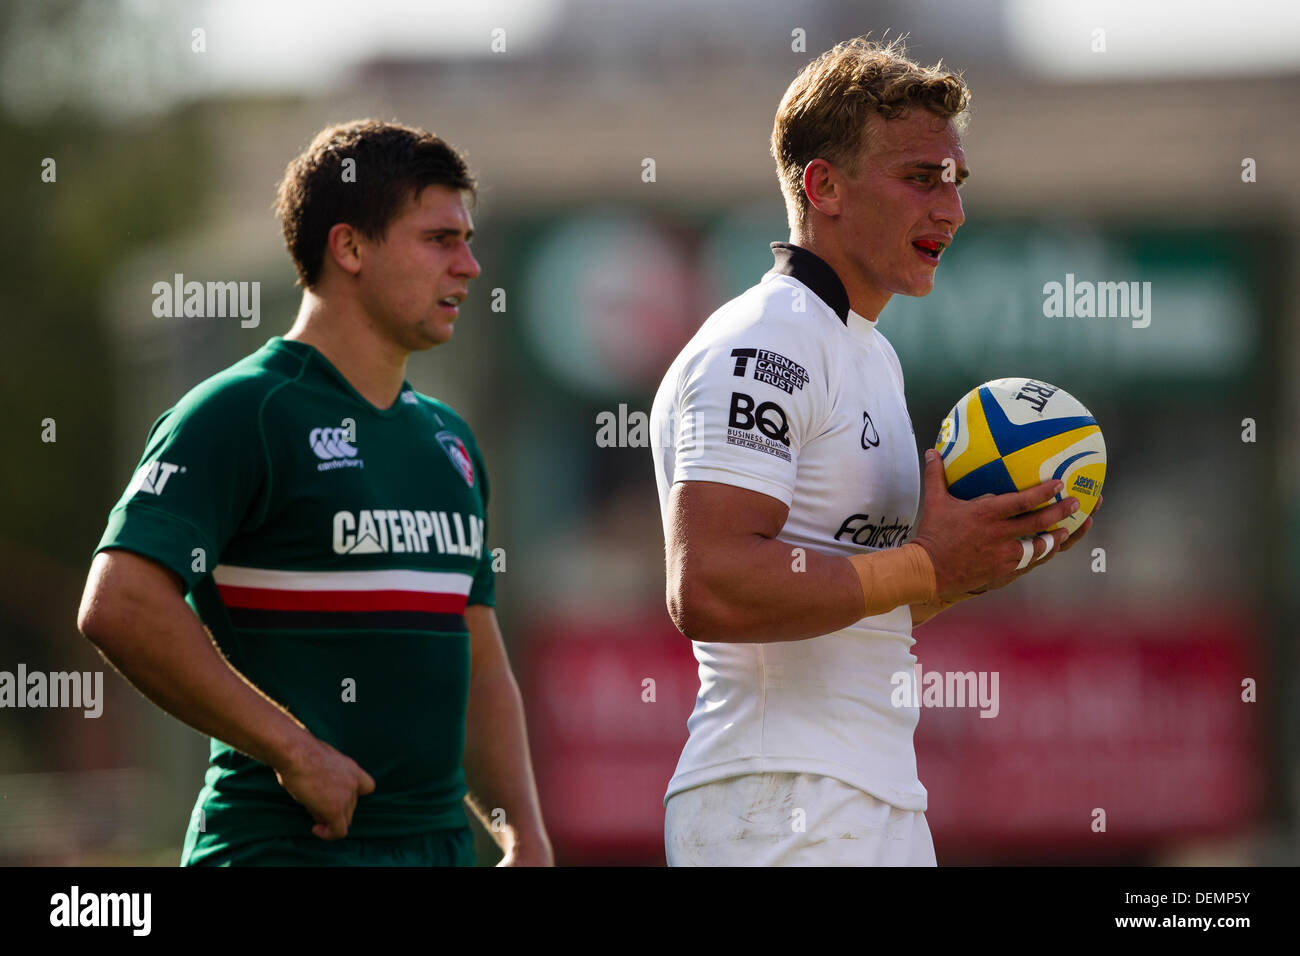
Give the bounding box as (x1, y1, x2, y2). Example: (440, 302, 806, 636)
(650, 242, 928, 811)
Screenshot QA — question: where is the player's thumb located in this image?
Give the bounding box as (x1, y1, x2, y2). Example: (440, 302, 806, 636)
(922, 449, 949, 495)
(357, 769, 377, 796)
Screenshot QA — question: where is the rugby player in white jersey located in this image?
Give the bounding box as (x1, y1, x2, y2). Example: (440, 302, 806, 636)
(650, 36, 1099, 866)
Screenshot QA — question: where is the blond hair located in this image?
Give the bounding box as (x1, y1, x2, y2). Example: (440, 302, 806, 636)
(771, 36, 971, 229)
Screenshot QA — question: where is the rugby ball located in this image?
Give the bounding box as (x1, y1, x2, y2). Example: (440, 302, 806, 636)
(935, 378, 1105, 535)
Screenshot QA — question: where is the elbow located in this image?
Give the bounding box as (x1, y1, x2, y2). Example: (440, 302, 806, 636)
(76, 587, 104, 644)
(667, 574, 737, 642)
(77, 585, 129, 654)
(77, 551, 186, 656)
(78, 555, 123, 650)
(76, 599, 113, 652)
(668, 594, 711, 641)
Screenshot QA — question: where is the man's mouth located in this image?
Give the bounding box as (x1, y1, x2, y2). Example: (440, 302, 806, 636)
(912, 239, 945, 261)
(438, 293, 465, 310)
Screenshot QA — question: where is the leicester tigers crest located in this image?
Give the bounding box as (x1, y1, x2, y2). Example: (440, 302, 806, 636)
(436, 430, 475, 487)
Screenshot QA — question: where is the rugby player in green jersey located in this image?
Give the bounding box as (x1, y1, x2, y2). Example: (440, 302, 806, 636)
(76, 120, 552, 867)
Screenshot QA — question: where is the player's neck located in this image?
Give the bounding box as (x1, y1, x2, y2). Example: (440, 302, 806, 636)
(284, 292, 410, 411)
(788, 230, 890, 323)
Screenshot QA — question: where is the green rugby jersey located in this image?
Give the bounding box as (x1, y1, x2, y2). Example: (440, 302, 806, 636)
(93, 336, 495, 851)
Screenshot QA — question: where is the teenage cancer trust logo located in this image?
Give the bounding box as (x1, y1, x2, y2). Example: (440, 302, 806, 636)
(436, 431, 475, 487)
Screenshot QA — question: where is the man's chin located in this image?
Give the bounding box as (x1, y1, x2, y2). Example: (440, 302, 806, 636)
(413, 323, 454, 349)
(896, 277, 936, 298)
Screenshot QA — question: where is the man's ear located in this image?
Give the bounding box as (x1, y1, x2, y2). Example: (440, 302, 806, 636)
(325, 222, 364, 278)
(803, 159, 842, 218)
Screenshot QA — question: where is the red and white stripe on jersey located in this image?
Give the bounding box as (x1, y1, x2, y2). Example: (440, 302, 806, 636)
(212, 565, 474, 615)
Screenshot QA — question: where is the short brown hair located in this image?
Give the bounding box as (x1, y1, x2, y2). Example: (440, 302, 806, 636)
(771, 36, 971, 229)
(274, 119, 477, 288)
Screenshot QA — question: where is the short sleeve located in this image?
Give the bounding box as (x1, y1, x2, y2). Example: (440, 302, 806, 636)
(670, 330, 825, 508)
(466, 439, 495, 608)
(93, 383, 270, 594)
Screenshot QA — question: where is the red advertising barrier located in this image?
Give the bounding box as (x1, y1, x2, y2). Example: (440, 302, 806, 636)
(521, 612, 695, 863)
(913, 607, 1266, 861)
(521, 605, 1266, 864)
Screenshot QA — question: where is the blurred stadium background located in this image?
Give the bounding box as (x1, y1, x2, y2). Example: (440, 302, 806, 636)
(1, 0, 1298, 865)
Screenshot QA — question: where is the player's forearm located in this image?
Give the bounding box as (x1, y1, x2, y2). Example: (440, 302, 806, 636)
(911, 596, 959, 627)
(82, 605, 315, 773)
(911, 588, 985, 627)
(672, 536, 881, 643)
(911, 601, 945, 627)
(461, 665, 551, 859)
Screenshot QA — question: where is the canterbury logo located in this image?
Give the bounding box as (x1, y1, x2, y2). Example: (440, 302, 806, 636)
(309, 427, 358, 461)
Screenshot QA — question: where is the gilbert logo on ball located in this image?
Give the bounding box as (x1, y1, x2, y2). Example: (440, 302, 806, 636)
(935, 378, 1105, 536)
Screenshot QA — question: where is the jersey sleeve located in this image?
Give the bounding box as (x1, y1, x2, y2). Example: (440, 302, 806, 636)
(466, 438, 496, 608)
(669, 327, 826, 507)
(93, 382, 270, 594)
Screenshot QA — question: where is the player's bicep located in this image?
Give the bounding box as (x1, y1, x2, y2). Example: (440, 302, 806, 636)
(669, 480, 789, 542)
(667, 480, 789, 580)
(465, 604, 510, 683)
(665, 481, 790, 637)
(78, 548, 188, 644)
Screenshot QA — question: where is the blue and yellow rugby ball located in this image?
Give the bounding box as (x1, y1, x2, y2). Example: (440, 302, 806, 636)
(935, 377, 1105, 536)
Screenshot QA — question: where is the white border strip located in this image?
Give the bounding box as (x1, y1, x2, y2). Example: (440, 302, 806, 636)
(213, 565, 473, 595)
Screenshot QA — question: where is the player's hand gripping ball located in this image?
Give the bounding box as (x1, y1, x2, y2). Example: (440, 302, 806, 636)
(935, 377, 1105, 536)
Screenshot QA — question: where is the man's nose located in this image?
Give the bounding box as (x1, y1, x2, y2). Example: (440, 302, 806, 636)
(456, 244, 481, 279)
(934, 183, 964, 230)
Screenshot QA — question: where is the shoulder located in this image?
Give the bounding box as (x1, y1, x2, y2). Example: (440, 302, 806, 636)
(410, 392, 470, 429)
(871, 327, 906, 388)
(691, 275, 827, 348)
(675, 276, 838, 390)
(873, 326, 902, 361)
(409, 392, 484, 452)
(159, 347, 304, 431)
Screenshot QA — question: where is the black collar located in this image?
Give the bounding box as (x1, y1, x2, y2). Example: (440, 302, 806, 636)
(768, 242, 850, 325)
